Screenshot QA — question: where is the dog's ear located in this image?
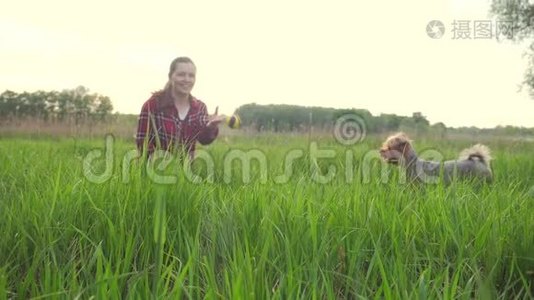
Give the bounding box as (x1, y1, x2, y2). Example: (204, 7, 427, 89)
(397, 140, 411, 152)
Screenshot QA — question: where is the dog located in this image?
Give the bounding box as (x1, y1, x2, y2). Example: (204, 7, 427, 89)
(379, 132, 493, 185)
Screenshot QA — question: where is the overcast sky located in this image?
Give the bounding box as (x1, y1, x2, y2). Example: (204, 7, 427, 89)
(1, 0, 533, 128)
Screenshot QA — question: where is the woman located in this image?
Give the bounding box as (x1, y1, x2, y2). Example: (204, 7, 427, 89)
(136, 57, 225, 159)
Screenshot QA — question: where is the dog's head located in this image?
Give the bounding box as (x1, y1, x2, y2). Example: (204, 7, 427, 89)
(379, 132, 414, 165)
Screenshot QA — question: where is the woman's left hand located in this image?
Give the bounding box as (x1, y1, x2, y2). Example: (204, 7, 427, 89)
(207, 106, 226, 127)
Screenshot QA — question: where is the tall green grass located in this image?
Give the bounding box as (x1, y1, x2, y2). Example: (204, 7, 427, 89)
(0, 135, 533, 299)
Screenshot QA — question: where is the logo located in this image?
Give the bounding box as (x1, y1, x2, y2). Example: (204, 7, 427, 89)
(333, 114, 367, 145)
(426, 20, 445, 39)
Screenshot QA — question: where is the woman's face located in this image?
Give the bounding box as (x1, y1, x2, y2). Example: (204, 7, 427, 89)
(170, 62, 196, 96)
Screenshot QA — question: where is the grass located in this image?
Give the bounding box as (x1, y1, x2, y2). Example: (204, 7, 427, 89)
(0, 134, 533, 299)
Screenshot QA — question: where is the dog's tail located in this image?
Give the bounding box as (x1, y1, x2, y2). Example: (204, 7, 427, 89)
(459, 144, 492, 166)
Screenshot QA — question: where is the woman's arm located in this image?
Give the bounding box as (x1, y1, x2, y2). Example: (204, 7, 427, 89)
(197, 102, 220, 145)
(136, 101, 156, 156)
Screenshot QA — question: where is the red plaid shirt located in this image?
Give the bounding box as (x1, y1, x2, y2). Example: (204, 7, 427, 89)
(136, 90, 219, 158)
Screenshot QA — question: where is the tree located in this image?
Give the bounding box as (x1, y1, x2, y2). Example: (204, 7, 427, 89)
(491, 1, 534, 97)
(431, 122, 447, 139)
(0, 90, 18, 119)
(94, 95, 113, 121)
(0, 87, 114, 123)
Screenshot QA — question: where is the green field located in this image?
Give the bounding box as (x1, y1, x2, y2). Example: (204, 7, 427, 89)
(1, 134, 533, 299)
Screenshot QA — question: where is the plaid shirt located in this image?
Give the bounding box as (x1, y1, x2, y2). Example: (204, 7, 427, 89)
(136, 90, 219, 158)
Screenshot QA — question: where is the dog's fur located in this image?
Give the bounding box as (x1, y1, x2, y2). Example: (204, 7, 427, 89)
(379, 132, 493, 184)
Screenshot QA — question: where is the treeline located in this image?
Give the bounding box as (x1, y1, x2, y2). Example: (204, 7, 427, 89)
(236, 103, 438, 134)
(0, 86, 113, 123)
(235, 103, 534, 136)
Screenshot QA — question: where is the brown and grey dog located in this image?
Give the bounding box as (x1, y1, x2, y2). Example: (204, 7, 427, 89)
(379, 132, 493, 184)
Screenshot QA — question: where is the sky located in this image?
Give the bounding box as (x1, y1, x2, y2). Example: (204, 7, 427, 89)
(1, 0, 533, 128)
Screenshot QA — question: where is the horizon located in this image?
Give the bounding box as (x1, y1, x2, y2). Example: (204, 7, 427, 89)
(1, 0, 534, 129)
(109, 101, 531, 130)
